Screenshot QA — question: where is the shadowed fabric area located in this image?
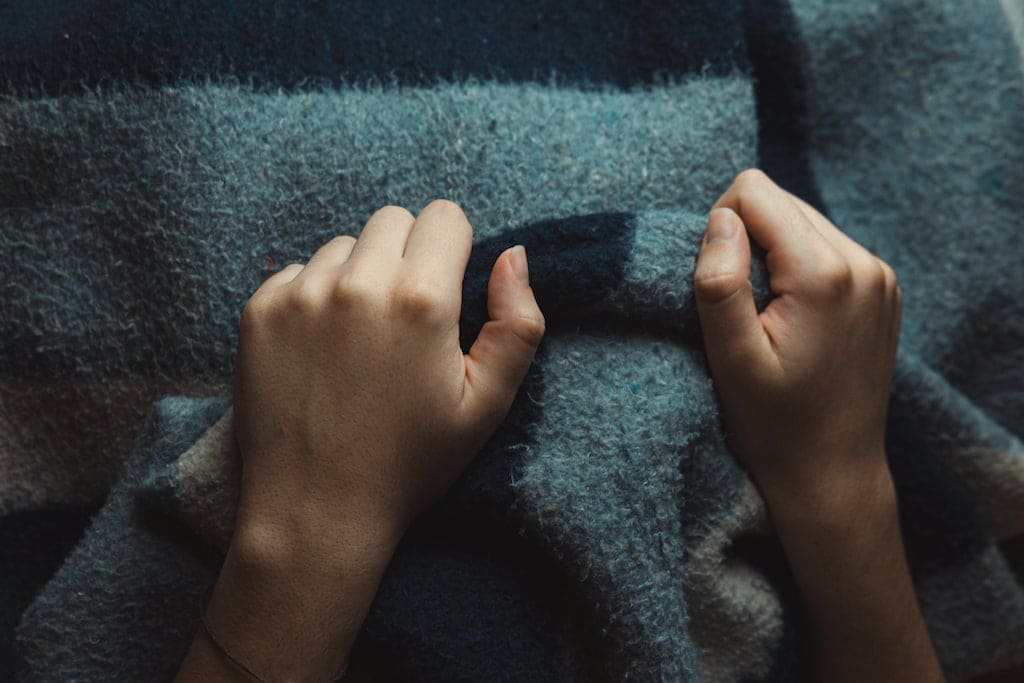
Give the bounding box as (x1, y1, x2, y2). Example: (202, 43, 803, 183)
(2, 0, 1023, 680)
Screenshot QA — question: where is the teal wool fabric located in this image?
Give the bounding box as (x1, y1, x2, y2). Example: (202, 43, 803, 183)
(2, 1, 1023, 680)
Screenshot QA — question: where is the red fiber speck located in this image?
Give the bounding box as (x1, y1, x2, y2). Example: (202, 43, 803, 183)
(264, 253, 276, 275)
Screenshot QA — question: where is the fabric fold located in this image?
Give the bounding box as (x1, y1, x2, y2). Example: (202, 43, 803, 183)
(16, 211, 1024, 681)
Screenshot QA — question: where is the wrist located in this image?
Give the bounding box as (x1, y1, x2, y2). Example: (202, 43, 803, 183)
(757, 453, 899, 547)
(753, 455, 943, 681)
(201, 507, 403, 681)
(229, 503, 404, 580)
(761, 457, 907, 622)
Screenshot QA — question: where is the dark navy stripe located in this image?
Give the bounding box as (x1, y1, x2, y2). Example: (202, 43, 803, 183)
(459, 212, 638, 349)
(0, 500, 104, 680)
(730, 535, 808, 683)
(1003, 536, 1024, 588)
(2, 0, 747, 95)
(744, 0, 827, 211)
(458, 211, 635, 518)
(885, 390, 991, 578)
(359, 511, 591, 681)
(336, 212, 640, 680)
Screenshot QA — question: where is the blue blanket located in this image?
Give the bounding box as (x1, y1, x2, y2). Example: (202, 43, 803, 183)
(2, 1, 1023, 680)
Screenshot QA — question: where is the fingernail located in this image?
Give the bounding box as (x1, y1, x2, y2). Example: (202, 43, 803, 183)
(705, 208, 737, 244)
(511, 245, 529, 285)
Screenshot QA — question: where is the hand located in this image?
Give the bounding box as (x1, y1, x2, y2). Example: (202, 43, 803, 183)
(177, 200, 544, 682)
(693, 170, 943, 682)
(232, 199, 544, 552)
(693, 169, 901, 507)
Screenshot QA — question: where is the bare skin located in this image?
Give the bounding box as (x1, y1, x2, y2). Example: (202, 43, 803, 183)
(175, 200, 545, 682)
(693, 169, 945, 682)
(177, 172, 944, 682)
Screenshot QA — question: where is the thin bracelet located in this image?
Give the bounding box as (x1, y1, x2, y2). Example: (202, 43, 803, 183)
(198, 591, 347, 682)
(200, 592, 269, 682)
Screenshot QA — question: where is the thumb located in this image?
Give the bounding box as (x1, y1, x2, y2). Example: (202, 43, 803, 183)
(463, 245, 546, 426)
(693, 208, 773, 377)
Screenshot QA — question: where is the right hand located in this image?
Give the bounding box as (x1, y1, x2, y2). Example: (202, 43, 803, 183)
(187, 200, 545, 682)
(692, 169, 903, 507)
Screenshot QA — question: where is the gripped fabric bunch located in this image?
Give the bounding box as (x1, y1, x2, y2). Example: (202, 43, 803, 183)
(2, 0, 1023, 681)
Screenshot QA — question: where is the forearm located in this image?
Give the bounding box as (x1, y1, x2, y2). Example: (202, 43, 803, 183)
(176, 514, 402, 682)
(178, 202, 541, 680)
(761, 456, 945, 683)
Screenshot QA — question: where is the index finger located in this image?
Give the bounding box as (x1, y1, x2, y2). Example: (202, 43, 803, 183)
(401, 199, 474, 298)
(713, 169, 838, 278)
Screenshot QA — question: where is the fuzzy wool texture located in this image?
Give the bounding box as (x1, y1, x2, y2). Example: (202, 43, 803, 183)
(0, 79, 752, 519)
(2, 0, 1024, 681)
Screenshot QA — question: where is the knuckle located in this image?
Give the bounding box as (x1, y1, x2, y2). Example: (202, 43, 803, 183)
(286, 281, 326, 313)
(818, 256, 854, 296)
(394, 280, 448, 320)
(880, 260, 899, 289)
(424, 198, 464, 217)
(332, 273, 375, 306)
(732, 168, 771, 194)
(423, 199, 472, 236)
(326, 234, 356, 249)
(512, 313, 546, 347)
(857, 256, 888, 291)
(239, 294, 270, 331)
(693, 269, 749, 305)
(725, 169, 775, 215)
(371, 204, 415, 224)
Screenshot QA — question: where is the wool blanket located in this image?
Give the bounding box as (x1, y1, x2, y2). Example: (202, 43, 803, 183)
(2, 1, 1023, 680)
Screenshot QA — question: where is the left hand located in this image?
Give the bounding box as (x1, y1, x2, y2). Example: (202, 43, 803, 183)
(231, 199, 545, 556)
(179, 199, 544, 682)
